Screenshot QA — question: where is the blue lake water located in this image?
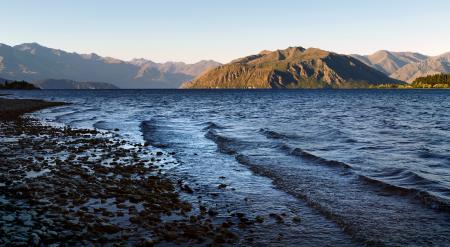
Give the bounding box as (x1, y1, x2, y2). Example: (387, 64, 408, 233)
(6, 89, 450, 246)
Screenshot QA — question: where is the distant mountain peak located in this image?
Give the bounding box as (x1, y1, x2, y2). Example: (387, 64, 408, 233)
(101, 57, 123, 64)
(352, 50, 430, 76)
(80, 53, 101, 60)
(14, 42, 47, 52)
(128, 58, 155, 66)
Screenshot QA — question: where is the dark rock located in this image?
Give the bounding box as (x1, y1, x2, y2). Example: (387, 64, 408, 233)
(217, 184, 227, 189)
(30, 233, 40, 246)
(255, 215, 264, 223)
(182, 185, 194, 194)
(269, 213, 284, 223)
(2, 215, 15, 222)
(208, 209, 218, 217)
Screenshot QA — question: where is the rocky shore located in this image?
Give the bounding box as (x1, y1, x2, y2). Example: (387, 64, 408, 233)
(0, 98, 238, 246)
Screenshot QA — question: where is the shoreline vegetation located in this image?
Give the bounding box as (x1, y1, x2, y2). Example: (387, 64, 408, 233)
(0, 97, 239, 246)
(370, 74, 450, 89)
(2, 73, 450, 91)
(0, 81, 40, 90)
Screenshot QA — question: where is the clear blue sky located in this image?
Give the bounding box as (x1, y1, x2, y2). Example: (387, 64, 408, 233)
(2, 0, 449, 63)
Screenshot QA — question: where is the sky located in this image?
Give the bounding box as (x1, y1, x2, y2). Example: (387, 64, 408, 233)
(2, 0, 449, 63)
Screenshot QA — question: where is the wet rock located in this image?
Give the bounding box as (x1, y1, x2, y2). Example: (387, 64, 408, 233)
(0, 115, 239, 246)
(208, 208, 218, 217)
(92, 223, 122, 234)
(269, 213, 284, 223)
(2, 215, 15, 222)
(292, 216, 301, 223)
(218, 184, 227, 189)
(23, 220, 34, 227)
(30, 232, 40, 246)
(11, 235, 28, 243)
(18, 213, 32, 223)
(164, 231, 178, 241)
(255, 215, 264, 223)
(182, 184, 194, 194)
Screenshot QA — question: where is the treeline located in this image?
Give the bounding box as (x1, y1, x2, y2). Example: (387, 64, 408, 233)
(0, 80, 39, 90)
(369, 73, 450, 89)
(411, 73, 450, 88)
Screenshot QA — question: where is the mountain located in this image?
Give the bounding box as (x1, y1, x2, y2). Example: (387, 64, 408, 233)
(183, 47, 403, 89)
(351, 51, 429, 75)
(390, 53, 450, 82)
(34, 79, 119, 89)
(0, 43, 221, 88)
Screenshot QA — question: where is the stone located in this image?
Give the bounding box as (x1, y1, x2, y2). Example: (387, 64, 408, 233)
(255, 215, 264, 223)
(31, 233, 40, 246)
(269, 213, 284, 223)
(292, 216, 301, 223)
(182, 185, 194, 194)
(218, 184, 227, 189)
(2, 215, 15, 222)
(18, 213, 32, 223)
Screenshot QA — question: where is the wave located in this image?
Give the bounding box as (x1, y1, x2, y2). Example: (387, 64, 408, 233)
(280, 144, 352, 169)
(259, 128, 292, 140)
(418, 147, 450, 161)
(67, 117, 97, 126)
(93, 120, 116, 131)
(233, 154, 383, 245)
(140, 120, 169, 148)
(203, 121, 224, 131)
(206, 128, 450, 213)
(93, 120, 108, 129)
(284, 144, 450, 212)
(234, 152, 450, 246)
(54, 108, 100, 122)
(359, 174, 450, 212)
(205, 129, 238, 155)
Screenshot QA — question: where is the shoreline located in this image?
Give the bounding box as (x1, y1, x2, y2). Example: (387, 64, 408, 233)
(0, 98, 238, 246)
(0, 98, 67, 120)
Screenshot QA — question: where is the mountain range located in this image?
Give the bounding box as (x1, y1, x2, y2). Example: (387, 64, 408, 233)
(0, 43, 221, 89)
(183, 47, 402, 89)
(390, 53, 450, 82)
(352, 51, 450, 82)
(34, 79, 118, 90)
(1, 42, 449, 88)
